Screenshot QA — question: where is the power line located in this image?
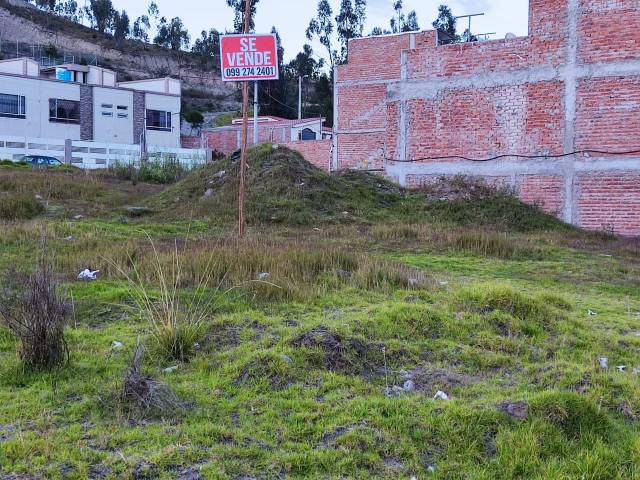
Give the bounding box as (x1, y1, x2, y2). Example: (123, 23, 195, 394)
(261, 89, 298, 113)
(386, 149, 640, 163)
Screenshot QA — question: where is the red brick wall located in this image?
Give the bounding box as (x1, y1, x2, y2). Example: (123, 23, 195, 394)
(519, 175, 565, 216)
(576, 174, 640, 236)
(203, 129, 239, 155)
(335, 0, 640, 235)
(284, 140, 332, 171)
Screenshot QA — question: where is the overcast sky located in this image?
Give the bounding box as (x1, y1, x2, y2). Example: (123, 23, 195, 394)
(109, 0, 529, 62)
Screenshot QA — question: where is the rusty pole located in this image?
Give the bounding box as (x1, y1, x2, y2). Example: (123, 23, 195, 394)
(238, 0, 252, 238)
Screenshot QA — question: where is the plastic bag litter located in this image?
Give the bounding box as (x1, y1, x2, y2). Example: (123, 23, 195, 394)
(78, 269, 100, 281)
(433, 391, 449, 401)
(111, 341, 124, 349)
(617, 365, 626, 372)
(599, 357, 608, 369)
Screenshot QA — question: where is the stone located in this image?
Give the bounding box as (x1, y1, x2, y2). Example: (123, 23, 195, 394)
(125, 206, 153, 217)
(403, 380, 415, 392)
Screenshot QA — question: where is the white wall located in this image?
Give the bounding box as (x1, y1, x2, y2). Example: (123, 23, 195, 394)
(0, 58, 39, 77)
(118, 78, 181, 95)
(0, 75, 80, 140)
(93, 87, 134, 144)
(145, 93, 181, 148)
(87, 67, 117, 87)
(291, 121, 323, 142)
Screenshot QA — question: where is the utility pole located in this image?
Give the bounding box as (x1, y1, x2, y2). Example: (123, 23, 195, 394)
(298, 75, 308, 120)
(238, 0, 252, 238)
(253, 81, 259, 145)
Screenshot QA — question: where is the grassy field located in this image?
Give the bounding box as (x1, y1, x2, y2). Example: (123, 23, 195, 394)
(0, 149, 639, 479)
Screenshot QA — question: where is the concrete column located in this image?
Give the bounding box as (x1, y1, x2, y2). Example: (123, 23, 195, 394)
(79, 85, 94, 141)
(562, 0, 580, 224)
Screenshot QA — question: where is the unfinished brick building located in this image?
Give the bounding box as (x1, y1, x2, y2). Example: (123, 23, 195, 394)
(334, 0, 640, 236)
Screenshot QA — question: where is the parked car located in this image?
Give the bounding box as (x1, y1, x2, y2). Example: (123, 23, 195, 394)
(21, 155, 64, 167)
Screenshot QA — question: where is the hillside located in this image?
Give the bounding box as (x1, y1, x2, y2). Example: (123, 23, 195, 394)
(0, 0, 238, 112)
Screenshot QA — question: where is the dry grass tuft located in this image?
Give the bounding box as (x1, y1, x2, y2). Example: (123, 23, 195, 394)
(0, 262, 70, 369)
(119, 342, 186, 418)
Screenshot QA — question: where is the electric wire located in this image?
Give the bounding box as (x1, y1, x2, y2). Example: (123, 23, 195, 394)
(385, 148, 640, 163)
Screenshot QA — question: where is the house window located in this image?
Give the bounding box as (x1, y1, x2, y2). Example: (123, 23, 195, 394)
(101, 103, 113, 109)
(146, 109, 172, 132)
(117, 105, 128, 111)
(117, 113, 128, 119)
(299, 128, 317, 141)
(0, 94, 26, 119)
(49, 99, 80, 123)
(102, 112, 113, 117)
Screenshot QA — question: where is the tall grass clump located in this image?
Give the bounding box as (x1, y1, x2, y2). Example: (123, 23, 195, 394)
(0, 263, 70, 369)
(109, 157, 188, 184)
(0, 193, 45, 220)
(111, 239, 216, 362)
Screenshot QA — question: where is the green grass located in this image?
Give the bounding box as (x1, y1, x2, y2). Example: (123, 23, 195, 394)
(0, 149, 638, 479)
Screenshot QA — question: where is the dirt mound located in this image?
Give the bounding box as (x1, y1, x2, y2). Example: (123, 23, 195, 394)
(153, 144, 404, 225)
(291, 326, 374, 373)
(152, 145, 570, 232)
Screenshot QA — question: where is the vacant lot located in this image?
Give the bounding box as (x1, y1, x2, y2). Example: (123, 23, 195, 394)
(0, 148, 639, 479)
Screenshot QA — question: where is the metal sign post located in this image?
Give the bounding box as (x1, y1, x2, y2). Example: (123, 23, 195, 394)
(219, 4, 279, 238)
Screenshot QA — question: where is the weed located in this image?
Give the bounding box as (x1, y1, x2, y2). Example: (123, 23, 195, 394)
(109, 238, 215, 362)
(109, 157, 188, 184)
(0, 263, 70, 369)
(0, 193, 45, 220)
(118, 341, 186, 419)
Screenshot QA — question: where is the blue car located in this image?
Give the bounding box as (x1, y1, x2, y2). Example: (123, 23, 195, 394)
(22, 155, 64, 167)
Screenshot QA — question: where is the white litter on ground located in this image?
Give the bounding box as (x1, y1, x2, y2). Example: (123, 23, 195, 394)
(78, 269, 100, 281)
(433, 391, 449, 401)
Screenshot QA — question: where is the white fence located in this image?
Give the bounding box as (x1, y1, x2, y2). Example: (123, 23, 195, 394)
(0, 135, 208, 169)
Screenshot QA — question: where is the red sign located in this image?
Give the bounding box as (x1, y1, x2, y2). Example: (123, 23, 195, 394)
(220, 34, 279, 82)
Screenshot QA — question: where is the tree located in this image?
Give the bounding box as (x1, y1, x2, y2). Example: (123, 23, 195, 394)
(147, 2, 161, 34)
(132, 15, 151, 42)
(432, 5, 459, 44)
(192, 29, 221, 71)
(306, 0, 337, 74)
(404, 11, 419, 32)
(226, 0, 261, 33)
(183, 110, 204, 134)
(86, 0, 114, 34)
(389, 0, 419, 33)
(35, 0, 56, 11)
(112, 10, 130, 45)
(56, 0, 79, 21)
(287, 44, 324, 79)
(154, 17, 190, 51)
(335, 0, 366, 63)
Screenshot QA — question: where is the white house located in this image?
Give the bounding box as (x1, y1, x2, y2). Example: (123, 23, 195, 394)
(0, 57, 181, 149)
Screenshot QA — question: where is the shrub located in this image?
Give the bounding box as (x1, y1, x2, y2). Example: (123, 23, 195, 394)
(109, 158, 188, 184)
(0, 264, 70, 370)
(0, 193, 45, 220)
